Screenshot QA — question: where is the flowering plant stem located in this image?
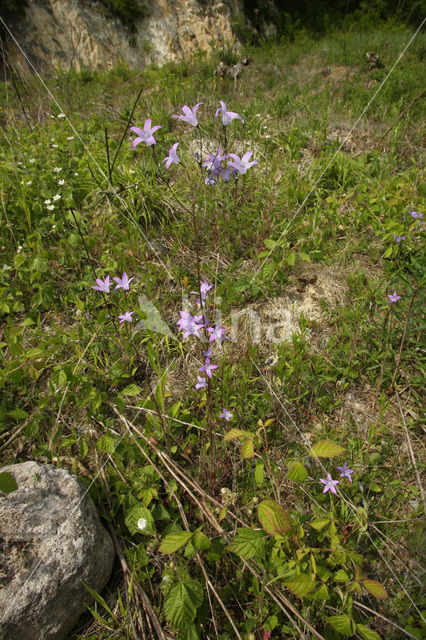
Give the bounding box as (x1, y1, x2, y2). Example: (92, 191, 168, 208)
(391, 285, 418, 389)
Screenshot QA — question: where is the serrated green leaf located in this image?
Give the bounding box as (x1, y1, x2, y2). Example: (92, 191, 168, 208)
(287, 461, 308, 482)
(310, 583, 330, 600)
(7, 408, 28, 420)
(362, 579, 388, 599)
(52, 368, 67, 387)
(164, 580, 203, 629)
(226, 528, 265, 559)
(383, 245, 393, 258)
(121, 383, 142, 397)
(125, 505, 156, 536)
(284, 574, 315, 598)
(310, 517, 331, 530)
(193, 532, 211, 551)
(257, 499, 291, 535)
(224, 428, 248, 441)
(334, 569, 350, 583)
(241, 439, 254, 458)
(357, 624, 381, 640)
(310, 440, 346, 458)
(328, 614, 356, 636)
(264, 238, 277, 249)
(159, 531, 193, 554)
(0, 472, 18, 494)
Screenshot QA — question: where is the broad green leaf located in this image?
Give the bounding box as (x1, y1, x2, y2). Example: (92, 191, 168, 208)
(159, 531, 193, 554)
(193, 532, 211, 551)
(241, 439, 255, 458)
(310, 440, 346, 458)
(226, 528, 265, 559)
(383, 245, 393, 258)
(224, 428, 248, 441)
(164, 580, 203, 629)
(357, 624, 381, 640)
(334, 569, 350, 583)
(255, 460, 264, 485)
(121, 384, 142, 397)
(310, 583, 330, 600)
(328, 614, 356, 636)
(310, 517, 331, 530)
(218, 506, 228, 522)
(362, 579, 388, 600)
(125, 505, 156, 536)
(7, 408, 28, 420)
(284, 574, 315, 598)
(0, 472, 18, 494)
(179, 623, 200, 640)
(287, 461, 308, 482)
(52, 368, 67, 387)
(257, 499, 291, 535)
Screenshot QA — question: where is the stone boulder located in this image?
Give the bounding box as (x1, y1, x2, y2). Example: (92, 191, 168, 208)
(0, 461, 115, 640)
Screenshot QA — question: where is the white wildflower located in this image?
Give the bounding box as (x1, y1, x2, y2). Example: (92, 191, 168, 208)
(57, 113, 65, 118)
(137, 517, 147, 531)
(52, 194, 61, 201)
(47, 204, 55, 210)
(58, 179, 65, 185)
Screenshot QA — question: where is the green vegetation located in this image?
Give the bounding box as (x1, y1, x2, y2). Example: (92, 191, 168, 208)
(0, 18, 425, 640)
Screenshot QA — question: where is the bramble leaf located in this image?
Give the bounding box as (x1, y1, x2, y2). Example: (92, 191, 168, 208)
(159, 531, 193, 554)
(258, 499, 291, 535)
(287, 461, 308, 482)
(241, 439, 255, 458)
(362, 579, 388, 599)
(357, 624, 382, 640)
(310, 440, 346, 458)
(164, 580, 203, 629)
(328, 614, 356, 636)
(284, 574, 315, 598)
(226, 528, 265, 559)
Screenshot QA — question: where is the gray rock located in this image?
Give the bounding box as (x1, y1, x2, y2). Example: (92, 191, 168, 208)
(0, 461, 115, 640)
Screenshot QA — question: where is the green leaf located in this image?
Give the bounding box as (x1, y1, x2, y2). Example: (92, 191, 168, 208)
(310, 517, 331, 530)
(255, 460, 264, 485)
(362, 579, 388, 600)
(257, 499, 291, 535)
(7, 408, 28, 420)
(310, 583, 330, 600)
(241, 439, 255, 458)
(310, 440, 346, 458)
(124, 505, 156, 536)
(164, 580, 203, 629)
(287, 461, 308, 482)
(224, 428, 248, 441)
(159, 532, 193, 554)
(264, 238, 277, 249)
(357, 624, 382, 640)
(52, 368, 67, 387)
(193, 532, 211, 551)
(284, 574, 315, 598)
(179, 623, 200, 640)
(383, 245, 393, 258)
(0, 472, 18, 494)
(121, 383, 142, 397)
(334, 569, 350, 583)
(328, 614, 356, 636)
(226, 528, 265, 559)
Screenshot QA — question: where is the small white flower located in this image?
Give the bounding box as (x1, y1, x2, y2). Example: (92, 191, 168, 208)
(52, 194, 61, 201)
(162, 575, 170, 583)
(58, 179, 65, 185)
(52, 144, 59, 148)
(29, 158, 35, 164)
(74, 172, 79, 176)
(67, 136, 74, 140)
(52, 224, 56, 229)
(3, 264, 12, 270)
(57, 113, 65, 118)
(129, 169, 135, 174)
(44, 199, 52, 204)
(26, 180, 32, 185)
(53, 167, 62, 173)
(17, 161, 22, 165)
(137, 517, 147, 531)
(20, 180, 24, 185)
(50, 115, 55, 119)
(17, 245, 23, 253)
(47, 204, 55, 210)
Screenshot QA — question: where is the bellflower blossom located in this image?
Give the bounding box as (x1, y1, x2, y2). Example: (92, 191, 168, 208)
(215, 101, 244, 126)
(394, 235, 405, 243)
(220, 409, 233, 421)
(118, 311, 134, 323)
(130, 119, 162, 147)
(319, 474, 339, 495)
(207, 325, 226, 342)
(227, 151, 257, 175)
(163, 143, 180, 169)
(92, 276, 112, 293)
(199, 358, 218, 379)
(171, 103, 203, 126)
(387, 291, 401, 303)
(114, 272, 134, 290)
(191, 280, 213, 305)
(336, 462, 354, 482)
(195, 376, 208, 390)
(177, 311, 204, 338)
(202, 149, 228, 175)
(409, 210, 423, 219)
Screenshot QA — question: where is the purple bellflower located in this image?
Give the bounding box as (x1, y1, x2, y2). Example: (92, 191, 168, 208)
(130, 120, 162, 147)
(227, 151, 257, 175)
(336, 462, 354, 482)
(163, 143, 180, 169)
(220, 408, 233, 421)
(394, 235, 405, 243)
(207, 325, 226, 342)
(199, 358, 218, 379)
(171, 103, 203, 126)
(92, 275, 112, 293)
(203, 348, 213, 359)
(195, 376, 208, 390)
(215, 101, 244, 126)
(177, 311, 204, 338)
(114, 272, 134, 290)
(118, 311, 134, 323)
(320, 474, 339, 495)
(409, 210, 423, 219)
(387, 291, 401, 303)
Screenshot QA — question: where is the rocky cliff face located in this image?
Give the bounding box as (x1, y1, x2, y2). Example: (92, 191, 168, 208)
(6, 0, 243, 73)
